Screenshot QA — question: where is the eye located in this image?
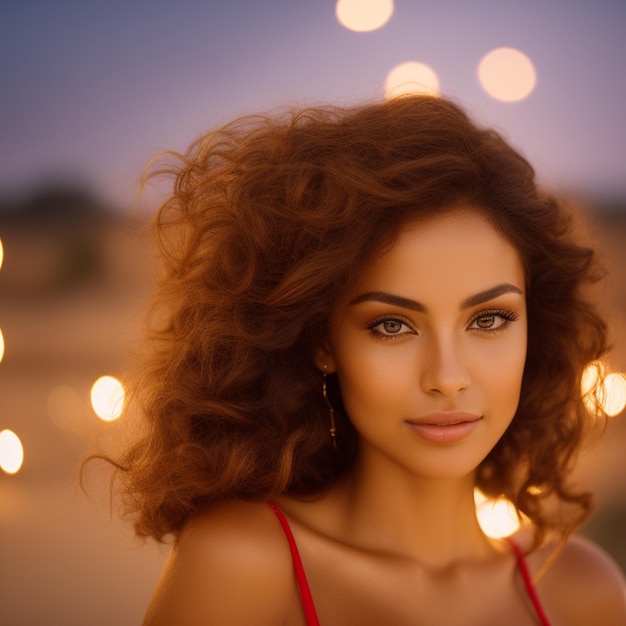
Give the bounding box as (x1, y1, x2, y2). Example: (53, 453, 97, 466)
(367, 317, 413, 339)
(381, 319, 404, 334)
(468, 310, 519, 333)
(474, 315, 498, 329)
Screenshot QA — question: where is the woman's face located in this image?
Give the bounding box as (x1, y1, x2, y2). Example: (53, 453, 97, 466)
(316, 207, 527, 481)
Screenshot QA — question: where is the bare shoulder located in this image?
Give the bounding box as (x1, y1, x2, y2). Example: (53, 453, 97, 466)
(538, 534, 626, 625)
(142, 500, 299, 626)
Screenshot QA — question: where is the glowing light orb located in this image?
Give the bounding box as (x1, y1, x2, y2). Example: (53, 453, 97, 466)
(475, 491, 521, 538)
(582, 360, 604, 396)
(0, 429, 24, 475)
(582, 361, 626, 417)
(0, 237, 4, 271)
(582, 360, 605, 414)
(478, 47, 536, 102)
(90, 375, 125, 422)
(385, 62, 440, 99)
(336, 0, 394, 32)
(602, 373, 626, 417)
(0, 327, 4, 364)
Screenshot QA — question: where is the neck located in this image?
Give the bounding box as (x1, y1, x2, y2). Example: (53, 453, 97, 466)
(334, 452, 492, 569)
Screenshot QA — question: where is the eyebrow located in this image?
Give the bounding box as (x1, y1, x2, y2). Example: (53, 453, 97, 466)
(348, 283, 524, 313)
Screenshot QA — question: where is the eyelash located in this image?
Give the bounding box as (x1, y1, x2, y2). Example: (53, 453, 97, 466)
(366, 309, 519, 341)
(469, 309, 519, 334)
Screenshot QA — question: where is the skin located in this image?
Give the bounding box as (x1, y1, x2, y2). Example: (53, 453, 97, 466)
(143, 208, 626, 625)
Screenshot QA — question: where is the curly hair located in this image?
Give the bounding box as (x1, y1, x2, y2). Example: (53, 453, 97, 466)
(112, 95, 608, 544)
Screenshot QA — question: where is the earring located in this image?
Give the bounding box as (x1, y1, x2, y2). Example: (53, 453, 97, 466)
(322, 366, 337, 451)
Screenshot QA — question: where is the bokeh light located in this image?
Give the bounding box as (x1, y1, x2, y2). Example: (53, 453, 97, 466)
(385, 61, 440, 98)
(0, 327, 4, 364)
(90, 375, 125, 422)
(602, 373, 626, 417)
(582, 360, 605, 396)
(0, 429, 24, 475)
(478, 47, 537, 102)
(475, 490, 521, 538)
(582, 361, 626, 417)
(0, 237, 4, 271)
(335, 0, 394, 32)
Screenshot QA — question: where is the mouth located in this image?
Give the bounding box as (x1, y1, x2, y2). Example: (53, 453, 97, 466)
(406, 412, 482, 444)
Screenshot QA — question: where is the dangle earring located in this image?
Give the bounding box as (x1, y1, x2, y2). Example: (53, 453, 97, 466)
(322, 366, 338, 451)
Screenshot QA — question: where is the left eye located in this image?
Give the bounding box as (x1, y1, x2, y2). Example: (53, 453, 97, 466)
(473, 315, 498, 329)
(468, 310, 518, 332)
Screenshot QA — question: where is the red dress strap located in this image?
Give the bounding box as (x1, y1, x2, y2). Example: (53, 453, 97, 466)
(268, 504, 549, 625)
(506, 538, 551, 626)
(268, 501, 321, 626)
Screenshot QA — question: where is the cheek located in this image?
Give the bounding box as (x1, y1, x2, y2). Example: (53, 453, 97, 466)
(336, 360, 384, 409)
(480, 337, 527, 409)
(333, 351, 403, 421)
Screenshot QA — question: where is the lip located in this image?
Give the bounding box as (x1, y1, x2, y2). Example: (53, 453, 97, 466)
(406, 412, 482, 444)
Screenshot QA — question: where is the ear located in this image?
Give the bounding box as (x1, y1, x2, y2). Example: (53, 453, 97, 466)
(312, 341, 337, 374)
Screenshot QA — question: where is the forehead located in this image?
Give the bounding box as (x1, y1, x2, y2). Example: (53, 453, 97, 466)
(349, 208, 525, 302)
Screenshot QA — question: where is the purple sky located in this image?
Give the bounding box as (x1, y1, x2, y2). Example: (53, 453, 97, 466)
(2, 0, 625, 207)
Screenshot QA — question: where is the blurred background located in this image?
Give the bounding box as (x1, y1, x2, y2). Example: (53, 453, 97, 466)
(0, 1, 625, 624)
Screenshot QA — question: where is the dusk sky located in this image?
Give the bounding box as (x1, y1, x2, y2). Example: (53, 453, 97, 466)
(2, 0, 625, 208)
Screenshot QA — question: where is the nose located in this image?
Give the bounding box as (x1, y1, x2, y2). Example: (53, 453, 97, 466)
(420, 334, 470, 396)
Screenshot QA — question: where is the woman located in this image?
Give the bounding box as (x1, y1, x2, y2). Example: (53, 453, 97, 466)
(117, 96, 625, 623)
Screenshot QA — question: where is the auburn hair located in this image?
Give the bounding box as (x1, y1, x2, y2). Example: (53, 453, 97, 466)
(110, 95, 608, 544)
